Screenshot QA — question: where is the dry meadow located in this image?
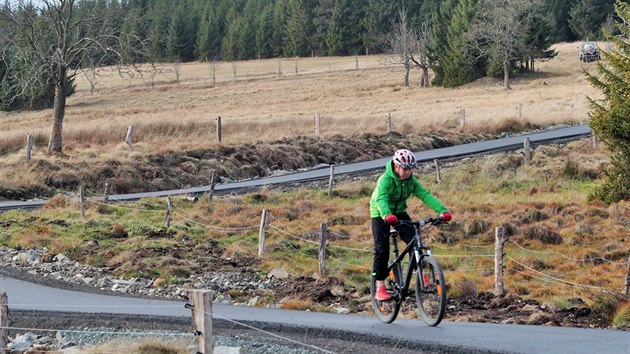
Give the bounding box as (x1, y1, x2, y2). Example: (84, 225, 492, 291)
(0, 42, 602, 161)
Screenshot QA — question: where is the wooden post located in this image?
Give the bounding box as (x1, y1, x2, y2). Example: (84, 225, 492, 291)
(386, 113, 392, 133)
(79, 184, 86, 221)
(216, 116, 222, 143)
(625, 252, 630, 299)
(207, 170, 216, 201)
(524, 137, 531, 166)
(26, 133, 33, 163)
(103, 182, 110, 203)
(355, 56, 358, 70)
(278, 60, 282, 77)
(164, 196, 171, 228)
(592, 136, 599, 150)
(314, 114, 320, 136)
(517, 103, 523, 119)
(319, 222, 328, 275)
(211, 61, 217, 86)
(258, 208, 269, 256)
(232, 62, 236, 81)
(125, 125, 133, 151)
(327, 165, 335, 197)
(188, 290, 213, 354)
(434, 159, 442, 184)
(294, 60, 298, 75)
(0, 292, 8, 354)
(459, 109, 466, 128)
(494, 227, 507, 296)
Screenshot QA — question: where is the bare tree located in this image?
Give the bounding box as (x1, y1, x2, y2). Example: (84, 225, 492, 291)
(383, 10, 433, 88)
(471, 0, 542, 89)
(0, 0, 145, 153)
(410, 21, 432, 88)
(382, 10, 415, 87)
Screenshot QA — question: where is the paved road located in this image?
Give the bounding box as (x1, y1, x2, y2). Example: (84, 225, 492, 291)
(0, 124, 591, 211)
(3, 275, 629, 354)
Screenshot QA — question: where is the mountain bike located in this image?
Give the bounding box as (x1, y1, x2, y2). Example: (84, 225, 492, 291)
(370, 216, 447, 326)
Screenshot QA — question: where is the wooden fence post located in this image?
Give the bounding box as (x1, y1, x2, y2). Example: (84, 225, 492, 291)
(459, 109, 466, 128)
(258, 209, 269, 256)
(103, 182, 110, 203)
(294, 60, 298, 75)
(314, 114, 320, 136)
(386, 113, 392, 133)
(592, 136, 599, 150)
(517, 103, 523, 119)
(625, 252, 630, 299)
(0, 292, 8, 354)
(188, 290, 213, 354)
(327, 165, 335, 197)
(355, 56, 358, 70)
(164, 197, 171, 228)
(26, 133, 33, 163)
(216, 116, 222, 143)
(319, 222, 328, 276)
(79, 184, 86, 221)
(434, 159, 442, 184)
(207, 170, 217, 201)
(278, 60, 282, 77)
(125, 125, 133, 151)
(495, 227, 507, 296)
(524, 137, 531, 166)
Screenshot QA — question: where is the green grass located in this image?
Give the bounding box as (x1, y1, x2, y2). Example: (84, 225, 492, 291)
(2, 140, 629, 327)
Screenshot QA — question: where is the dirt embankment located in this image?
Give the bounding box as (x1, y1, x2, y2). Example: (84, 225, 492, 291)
(0, 130, 498, 201)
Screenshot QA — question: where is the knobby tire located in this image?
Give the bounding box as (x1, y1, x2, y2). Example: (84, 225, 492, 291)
(415, 256, 446, 326)
(371, 263, 402, 323)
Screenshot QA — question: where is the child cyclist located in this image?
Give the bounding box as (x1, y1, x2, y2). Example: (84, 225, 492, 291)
(369, 148, 452, 301)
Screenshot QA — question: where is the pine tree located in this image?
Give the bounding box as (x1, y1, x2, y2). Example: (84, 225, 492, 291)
(255, 3, 275, 58)
(587, 1, 630, 203)
(284, 0, 309, 57)
(441, 0, 483, 88)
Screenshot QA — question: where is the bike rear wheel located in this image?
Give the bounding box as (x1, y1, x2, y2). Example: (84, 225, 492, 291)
(414, 256, 446, 326)
(371, 263, 402, 323)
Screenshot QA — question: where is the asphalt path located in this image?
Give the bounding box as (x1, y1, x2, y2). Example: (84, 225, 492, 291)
(2, 275, 629, 354)
(0, 124, 591, 211)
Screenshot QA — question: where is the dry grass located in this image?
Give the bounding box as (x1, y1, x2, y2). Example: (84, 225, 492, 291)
(80, 337, 191, 354)
(0, 42, 602, 164)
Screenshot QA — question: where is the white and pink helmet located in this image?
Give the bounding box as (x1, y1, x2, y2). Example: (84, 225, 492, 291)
(393, 149, 417, 169)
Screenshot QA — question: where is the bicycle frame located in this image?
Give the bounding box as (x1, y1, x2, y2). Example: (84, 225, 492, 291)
(387, 222, 431, 300)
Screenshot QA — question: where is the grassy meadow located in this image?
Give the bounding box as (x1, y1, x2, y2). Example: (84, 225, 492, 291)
(1, 41, 629, 327)
(0, 42, 600, 160)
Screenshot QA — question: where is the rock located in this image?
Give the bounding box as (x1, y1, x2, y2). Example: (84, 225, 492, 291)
(54, 253, 70, 263)
(335, 307, 351, 314)
(248, 296, 260, 307)
(528, 312, 552, 325)
(331, 285, 345, 297)
(268, 268, 289, 279)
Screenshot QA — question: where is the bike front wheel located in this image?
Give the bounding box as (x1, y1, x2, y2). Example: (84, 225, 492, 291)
(371, 264, 402, 323)
(415, 256, 446, 326)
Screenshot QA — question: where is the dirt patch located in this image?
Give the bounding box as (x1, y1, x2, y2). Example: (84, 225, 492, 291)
(5, 131, 495, 200)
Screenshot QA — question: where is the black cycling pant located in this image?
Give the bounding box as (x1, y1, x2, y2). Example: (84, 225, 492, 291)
(372, 213, 414, 281)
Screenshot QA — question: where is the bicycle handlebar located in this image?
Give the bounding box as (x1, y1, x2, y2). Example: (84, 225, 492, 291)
(397, 215, 446, 227)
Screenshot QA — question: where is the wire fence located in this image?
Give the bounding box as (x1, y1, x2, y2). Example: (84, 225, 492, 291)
(75, 194, 629, 297)
(2, 191, 629, 352)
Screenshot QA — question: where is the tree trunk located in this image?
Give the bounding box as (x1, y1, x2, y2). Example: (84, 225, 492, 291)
(503, 61, 510, 90)
(403, 63, 410, 87)
(420, 68, 429, 87)
(48, 67, 68, 153)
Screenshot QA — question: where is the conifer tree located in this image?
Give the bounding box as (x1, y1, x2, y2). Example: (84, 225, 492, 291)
(587, 1, 630, 203)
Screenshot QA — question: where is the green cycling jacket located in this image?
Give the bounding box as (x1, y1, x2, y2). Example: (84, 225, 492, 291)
(369, 160, 448, 218)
